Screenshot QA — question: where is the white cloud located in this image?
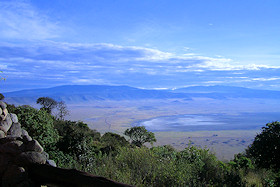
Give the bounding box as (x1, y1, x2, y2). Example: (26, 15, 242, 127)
(0, 1, 60, 40)
(72, 78, 108, 85)
(0, 64, 8, 70)
(251, 77, 280, 81)
(1, 41, 280, 91)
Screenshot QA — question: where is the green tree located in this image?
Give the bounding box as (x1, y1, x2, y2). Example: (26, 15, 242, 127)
(247, 121, 280, 171)
(54, 120, 100, 160)
(124, 126, 156, 147)
(100, 132, 129, 154)
(8, 105, 59, 151)
(36, 97, 58, 114)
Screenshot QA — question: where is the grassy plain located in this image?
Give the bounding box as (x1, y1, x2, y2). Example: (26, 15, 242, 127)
(67, 97, 279, 160)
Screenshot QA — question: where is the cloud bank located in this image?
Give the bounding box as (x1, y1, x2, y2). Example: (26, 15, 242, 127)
(1, 41, 280, 92)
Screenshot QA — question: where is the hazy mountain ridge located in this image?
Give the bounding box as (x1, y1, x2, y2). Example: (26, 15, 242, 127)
(3, 85, 189, 104)
(172, 85, 280, 99)
(3, 85, 280, 105)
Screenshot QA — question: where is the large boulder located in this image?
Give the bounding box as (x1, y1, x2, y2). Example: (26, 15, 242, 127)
(0, 130, 5, 138)
(21, 129, 32, 141)
(0, 114, 13, 133)
(15, 151, 47, 166)
(0, 140, 24, 155)
(7, 122, 22, 137)
(0, 108, 8, 121)
(10, 113, 18, 123)
(0, 101, 7, 110)
(26, 140, 44, 153)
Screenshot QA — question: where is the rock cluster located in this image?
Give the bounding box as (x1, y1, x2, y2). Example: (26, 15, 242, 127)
(0, 101, 56, 186)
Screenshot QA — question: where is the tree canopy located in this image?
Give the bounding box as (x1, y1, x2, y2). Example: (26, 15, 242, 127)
(124, 126, 156, 147)
(36, 97, 58, 114)
(246, 121, 280, 171)
(8, 105, 59, 150)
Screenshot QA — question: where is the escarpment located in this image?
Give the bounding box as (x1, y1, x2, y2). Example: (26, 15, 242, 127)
(0, 101, 131, 187)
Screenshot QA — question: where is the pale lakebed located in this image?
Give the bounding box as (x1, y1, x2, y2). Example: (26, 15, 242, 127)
(136, 112, 280, 132)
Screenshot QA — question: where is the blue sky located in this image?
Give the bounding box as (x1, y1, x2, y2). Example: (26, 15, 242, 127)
(1, 0, 280, 92)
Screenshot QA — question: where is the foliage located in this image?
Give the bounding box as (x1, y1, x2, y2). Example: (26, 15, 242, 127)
(8, 105, 59, 151)
(48, 149, 78, 168)
(6, 98, 280, 186)
(36, 97, 58, 114)
(229, 153, 254, 172)
(86, 146, 243, 186)
(124, 126, 156, 147)
(247, 121, 280, 171)
(54, 120, 100, 160)
(100, 132, 129, 155)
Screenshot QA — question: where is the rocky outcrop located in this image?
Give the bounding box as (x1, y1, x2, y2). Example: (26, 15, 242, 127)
(0, 101, 56, 186)
(0, 101, 131, 187)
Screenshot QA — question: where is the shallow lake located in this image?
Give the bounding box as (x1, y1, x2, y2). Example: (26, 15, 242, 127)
(137, 112, 280, 131)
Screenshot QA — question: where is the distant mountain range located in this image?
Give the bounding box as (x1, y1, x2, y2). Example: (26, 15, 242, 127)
(3, 85, 280, 105)
(172, 85, 280, 99)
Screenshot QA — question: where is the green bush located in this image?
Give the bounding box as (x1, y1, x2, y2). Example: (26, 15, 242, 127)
(8, 105, 59, 151)
(100, 132, 129, 155)
(54, 120, 100, 160)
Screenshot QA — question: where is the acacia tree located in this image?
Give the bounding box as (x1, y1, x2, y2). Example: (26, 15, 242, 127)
(247, 121, 280, 171)
(124, 126, 156, 147)
(55, 101, 69, 120)
(36, 97, 58, 114)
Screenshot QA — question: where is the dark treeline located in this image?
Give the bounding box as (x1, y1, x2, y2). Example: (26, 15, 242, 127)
(5, 97, 280, 186)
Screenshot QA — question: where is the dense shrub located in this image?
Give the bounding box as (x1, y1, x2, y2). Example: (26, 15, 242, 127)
(100, 132, 129, 155)
(8, 105, 59, 151)
(247, 121, 280, 171)
(54, 120, 100, 161)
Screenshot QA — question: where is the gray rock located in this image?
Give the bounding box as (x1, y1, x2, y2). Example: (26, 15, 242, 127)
(42, 151, 49, 159)
(0, 114, 13, 133)
(0, 101, 7, 110)
(0, 107, 2, 115)
(0, 140, 24, 154)
(46, 159, 57, 167)
(21, 129, 32, 142)
(0, 130, 5, 138)
(7, 122, 22, 137)
(10, 113, 18, 123)
(15, 151, 47, 166)
(0, 108, 8, 121)
(0, 136, 19, 144)
(26, 139, 44, 153)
